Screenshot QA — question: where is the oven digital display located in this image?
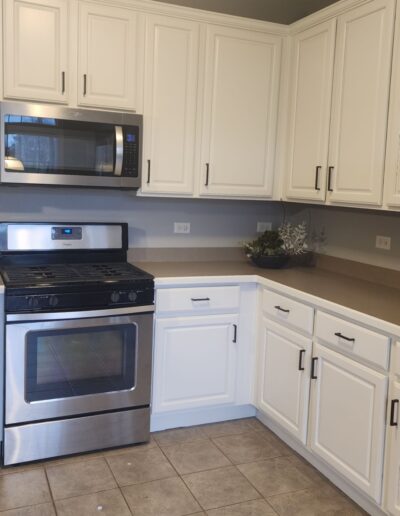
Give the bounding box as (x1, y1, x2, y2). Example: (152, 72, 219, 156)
(126, 134, 136, 143)
(51, 226, 82, 240)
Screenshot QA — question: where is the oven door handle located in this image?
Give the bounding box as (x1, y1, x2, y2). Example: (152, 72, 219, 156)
(6, 305, 154, 323)
(114, 126, 124, 177)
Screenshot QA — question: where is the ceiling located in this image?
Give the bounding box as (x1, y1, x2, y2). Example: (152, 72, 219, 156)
(153, 0, 340, 24)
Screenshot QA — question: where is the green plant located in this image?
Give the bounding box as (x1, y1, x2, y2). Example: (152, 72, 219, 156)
(243, 223, 309, 259)
(243, 230, 285, 258)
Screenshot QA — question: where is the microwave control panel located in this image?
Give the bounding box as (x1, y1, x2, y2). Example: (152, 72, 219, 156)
(123, 126, 139, 177)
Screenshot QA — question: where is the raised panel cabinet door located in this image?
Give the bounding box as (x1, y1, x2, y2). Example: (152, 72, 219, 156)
(3, 0, 68, 103)
(141, 15, 199, 195)
(385, 381, 400, 515)
(78, 1, 139, 110)
(309, 343, 387, 503)
(257, 318, 312, 444)
(200, 25, 282, 198)
(152, 314, 238, 413)
(327, 0, 395, 206)
(285, 20, 336, 202)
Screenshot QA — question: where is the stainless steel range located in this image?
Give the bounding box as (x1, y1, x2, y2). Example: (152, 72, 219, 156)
(0, 222, 154, 466)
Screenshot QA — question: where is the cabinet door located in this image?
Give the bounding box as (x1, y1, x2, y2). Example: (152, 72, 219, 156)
(385, 381, 400, 515)
(327, 0, 395, 206)
(153, 314, 238, 413)
(285, 20, 336, 202)
(3, 0, 68, 103)
(141, 15, 199, 195)
(309, 343, 387, 503)
(257, 318, 312, 444)
(200, 25, 281, 198)
(78, 1, 139, 110)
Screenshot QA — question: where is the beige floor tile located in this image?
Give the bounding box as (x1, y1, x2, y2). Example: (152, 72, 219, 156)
(244, 419, 268, 432)
(0, 502, 56, 516)
(106, 446, 176, 486)
(154, 427, 208, 447)
(287, 454, 330, 487)
(46, 458, 116, 500)
(238, 457, 317, 498)
(206, 499, 277, 515)
(212, 432, 289, 464)
(182, 466, 260, 510)
(122, 476, 201, 516)
(0, 469, 51, 512)
(102, 437, 158, 457)
(201, 419, 254, 438)
(162, 439, 231, 475)
(54, 488, 131, 516)
(256, 428, 294, 457)
(266, 484, 367, 515)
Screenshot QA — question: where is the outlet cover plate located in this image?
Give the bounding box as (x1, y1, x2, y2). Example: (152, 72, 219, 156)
(257, 222, 272, 233)
(376, 235, 391, 250)
(174, 222, 191, 234)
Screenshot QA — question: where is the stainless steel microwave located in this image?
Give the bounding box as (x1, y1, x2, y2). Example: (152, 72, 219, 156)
(0, 102, 142, 189)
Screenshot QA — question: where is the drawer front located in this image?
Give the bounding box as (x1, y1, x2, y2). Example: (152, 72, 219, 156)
(315, 311, 390, 370)
(156, 286, 240, 314)
(262, 289, 314, 335)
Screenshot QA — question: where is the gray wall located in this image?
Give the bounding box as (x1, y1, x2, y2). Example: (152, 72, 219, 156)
(153, 0, 339, 24)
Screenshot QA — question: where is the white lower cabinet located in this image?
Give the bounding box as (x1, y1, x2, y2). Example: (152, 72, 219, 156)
(385, 381, 400, 515)
(257, 317, 312, 444)
(309, 343, 387, 503)
(152, 314, 239, 413)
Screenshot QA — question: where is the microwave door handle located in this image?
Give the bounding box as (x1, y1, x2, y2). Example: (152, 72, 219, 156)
(114, 126, 123, 176)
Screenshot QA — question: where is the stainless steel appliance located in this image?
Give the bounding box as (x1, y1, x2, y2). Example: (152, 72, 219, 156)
(1, 102, 142, 189)
(0, 222, 154, 465)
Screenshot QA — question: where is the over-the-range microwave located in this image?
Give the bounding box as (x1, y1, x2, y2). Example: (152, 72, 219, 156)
(0, 102, 142, 189)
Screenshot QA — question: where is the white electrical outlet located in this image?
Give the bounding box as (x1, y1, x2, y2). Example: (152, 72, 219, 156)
(174, 222, 191, 234)
(376, 235, 391, 250)
(257, 222, 272, 233)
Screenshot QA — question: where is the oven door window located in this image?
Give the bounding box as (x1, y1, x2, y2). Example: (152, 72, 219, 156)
(25, 324, 136, 402)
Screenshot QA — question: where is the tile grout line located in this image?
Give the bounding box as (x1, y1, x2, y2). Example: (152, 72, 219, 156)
(98, 455, 135, 516)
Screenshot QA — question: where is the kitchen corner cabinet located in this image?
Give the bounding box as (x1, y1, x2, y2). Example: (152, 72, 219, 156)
(3, 0, 69, 103)
(309, 343, 387, 503)
(199, 25, 282, 198)
(152, 314, 239, 412)
(385, 380, 400, 515)
(257, 317, 312, 444)
(77, 1, 140, 111)
(141, 15, 199, 195)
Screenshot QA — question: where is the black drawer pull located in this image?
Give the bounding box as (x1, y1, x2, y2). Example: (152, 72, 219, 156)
(328, 166, 334, 192)
(390, 399, 399, 427)
(147, 159, 151, 184)
(233, 324, 237, 343)
(335, 332, 355, 342)
(298, 349, 305, 371)
(205, 163, 210, 186)
(83, 74, 87, 96)
(191, 297, 210, 302)
(311, 357, 318, 379)
(61, 71, 65, 94)
(275, 305, 290, 313)
(315, 166, 321, 191)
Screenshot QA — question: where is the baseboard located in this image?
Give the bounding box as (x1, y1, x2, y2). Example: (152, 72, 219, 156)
(150, 404, 256, 432)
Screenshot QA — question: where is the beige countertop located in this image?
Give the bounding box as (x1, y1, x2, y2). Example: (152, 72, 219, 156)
(138, 260, 400, 329)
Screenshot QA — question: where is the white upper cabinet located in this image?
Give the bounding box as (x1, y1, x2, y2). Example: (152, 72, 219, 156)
(141, 15, 199, 195)
(327, 0, 395, 206)
(285, 20, 336, 202)
(3, 0, 69, 103)
(199, 25, 282, 198)
(77, 1, 139, 111)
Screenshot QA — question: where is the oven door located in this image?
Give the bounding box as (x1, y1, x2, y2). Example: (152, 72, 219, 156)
(5, 311, 152, 425)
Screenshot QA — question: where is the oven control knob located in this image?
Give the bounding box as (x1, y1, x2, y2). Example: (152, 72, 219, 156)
(128, 291, 137, 302)
(49, 296, 59, 307)
(111, 291, 120, 303)
(27, 296, 39, 309)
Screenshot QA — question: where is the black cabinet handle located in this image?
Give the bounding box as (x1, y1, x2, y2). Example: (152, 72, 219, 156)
(335, 332, 355, 343)
(205, 163, 210, 186)
(61, 71, 65, 94)
(311, 357, 318, 379)
(83, 74, 87, 96)
(315, 166, 321, 191)
(298, 349, 305, 371)
(147, 159, 151, 184)
(390, 399, 399, 427)
(328, 166, 334, 192)
(191, 297, 210, 302)
(274, 305, 290, 313)
(233, 324, 237, 343)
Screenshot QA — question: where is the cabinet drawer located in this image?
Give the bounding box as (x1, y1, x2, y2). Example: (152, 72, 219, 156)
(156, 286, 240, 314)
(262, 289, 314, 335)
(315, 311, 390, 370)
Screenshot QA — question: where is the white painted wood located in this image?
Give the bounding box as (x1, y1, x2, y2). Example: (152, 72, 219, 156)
(327, 0, 395, 206)
(257, 318, 312, 443)
(152, 314, 239, 412)
(3, 0, 68, 103)
(392, 342, 400, 376)
(141, 15, 199, 195)
(78, 1, 139, 110)
(385, 380, 400, 515)
(309, 343, 387, 502)
(285, 20, 336, 202)
(199, 25, 282, 198)
(156, 285, 240, 314)
(262, 288, 314, 335)
(315, 311, 390, 370)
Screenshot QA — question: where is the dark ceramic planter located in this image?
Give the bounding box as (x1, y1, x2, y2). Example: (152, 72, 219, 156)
(250, 255, 290, 269)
